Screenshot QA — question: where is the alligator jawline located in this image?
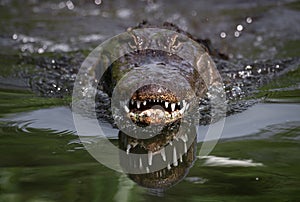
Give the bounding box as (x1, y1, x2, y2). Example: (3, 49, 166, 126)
(127, 98, 189, 125)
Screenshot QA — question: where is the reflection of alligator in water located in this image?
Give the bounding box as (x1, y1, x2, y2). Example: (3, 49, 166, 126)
(21, 22, 299, 190)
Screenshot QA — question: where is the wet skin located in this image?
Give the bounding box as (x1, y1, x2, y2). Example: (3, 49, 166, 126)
(100, 23, 222, 189)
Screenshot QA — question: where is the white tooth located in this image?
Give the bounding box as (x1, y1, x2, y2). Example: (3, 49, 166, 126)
(139, 157, 143, 169)
(124, 105, 129, 113)
(165, 101, 169, 108)
(160, 148, 166, 161)
(185, 134, 188, 141)
(184, 142, 187, 153)
(157, 99, 159, 102)
(143, 100, 147, 106)
(132, 142, 138, 148)
(167, 163, 171, 170)
(171, 103, 175, 111)
(180, 134, 188, 143)
(179, 154, 183, 162)
(126, 144, 131, 154)
(179, 104, 186, 114)
(146, 166, 150, 173)
(173, 147, 178, 166)
(137, 101, 141, 109)
(186, 103, 190, 110)
(182, 100, 186, 107)
(148, 151, 153, 166)
(178, 102, 180, 106)
(169, 141, 173, 146)
(131, 99, 134, 105)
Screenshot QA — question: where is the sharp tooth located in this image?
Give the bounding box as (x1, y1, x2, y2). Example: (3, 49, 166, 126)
(157, 99, 159, 102)
(160, 148, 166, 161)
(178, 102, 180, 106)
(184, 142, 187, 153)
(148, 151, 153, 166)
(146, 166, 150, 173)
(179, 154, 183, 162)
(165, 101, 169, 108)
(171, 103, 175, 111)
(169, 141, 173, 146)
(137, 101, 141, 109)
(126, 144, 131, 154)
(143, 100, 147, 106)
(167, 163, 171, 170)
(185, 134, 188, 141)
(186, 103, 190, 110)
(124, 105, 129, 113)
(180, 134, 188, 142)
(173, 147, 178, 166)
(139, 157, 143, 169)
(131, 99, 134, 105)
(179, 105, 186, 114)
(182, 100, 186, 107)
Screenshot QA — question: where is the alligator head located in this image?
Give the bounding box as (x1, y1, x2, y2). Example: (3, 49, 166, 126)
(98, 23, 223, 190)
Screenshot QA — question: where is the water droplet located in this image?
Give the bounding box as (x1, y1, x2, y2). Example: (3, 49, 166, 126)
(220, 32, 227, 39)
(94, 0, 102, 5)
(255, 177, 259, 181)
(246, 17, 253, 24)
(234, 31, 240, 38)
(256, 36, 263, 42)
(236, 24, 243, 31)
(116, 8, 132, 18)
(38, 48, 44, 54)
(245, 65, 252, 70)
(58, 2, 66, 9)
(12, 34, 18, 40)
(66, 0, 74, 10)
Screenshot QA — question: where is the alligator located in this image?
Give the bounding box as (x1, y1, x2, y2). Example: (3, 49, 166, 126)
(22, 22, 299, 190)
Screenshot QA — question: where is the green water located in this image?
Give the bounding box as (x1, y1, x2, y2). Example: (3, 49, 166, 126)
(1, 0, 300, 201)
(0, 115, 299, 201)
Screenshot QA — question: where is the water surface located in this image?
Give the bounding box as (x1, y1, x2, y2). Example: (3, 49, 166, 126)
(0, 0, 300, 201)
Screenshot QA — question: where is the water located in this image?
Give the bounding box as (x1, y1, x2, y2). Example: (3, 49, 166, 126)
(0, 0, 300, 201)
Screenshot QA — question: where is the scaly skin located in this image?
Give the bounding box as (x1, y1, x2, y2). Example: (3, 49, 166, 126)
(101, 22, 222, 189)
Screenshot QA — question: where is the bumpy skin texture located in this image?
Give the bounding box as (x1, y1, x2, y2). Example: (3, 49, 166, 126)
(101, 22, 222, 189)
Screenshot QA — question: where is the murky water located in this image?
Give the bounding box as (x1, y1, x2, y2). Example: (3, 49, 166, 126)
(0, 0, 300, 201)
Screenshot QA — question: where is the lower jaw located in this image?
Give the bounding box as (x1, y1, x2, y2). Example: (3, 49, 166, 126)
(118, 120, 197, 189)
